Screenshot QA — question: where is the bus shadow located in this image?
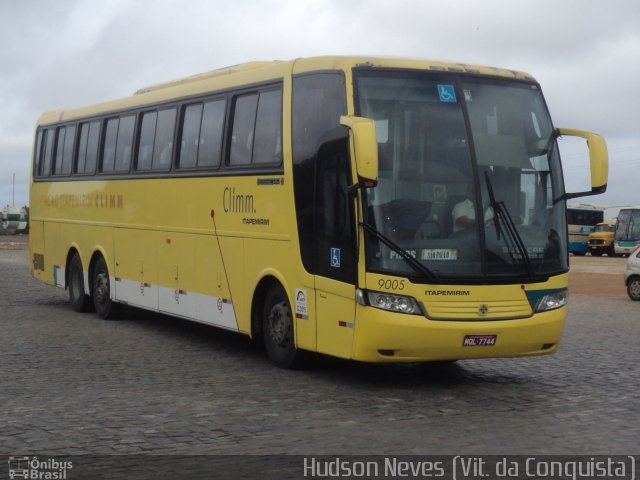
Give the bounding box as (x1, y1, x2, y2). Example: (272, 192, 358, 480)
(113, 304, 266, 363)
(79, 303, 536, 389)
(303, 354, 533, 389)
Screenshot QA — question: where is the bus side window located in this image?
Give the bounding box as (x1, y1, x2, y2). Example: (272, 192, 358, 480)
(51, 125, 76, 176)
(42, 128, 54, 177)
(76, 123, 90, 174)
(179, 103, 203, 169)
(229, 94, 258, 166)
(102, 118, 119, 173)
(61, 125, 76, 175)
(152, 108, 176, 170)
(137, 111, 157, 171)
(229, 88, 282, 167)
(115, 115, 135, 172)
(53, 127, 66, 175)
(198, 99, 225, 168)
(84, 121, 100, 174)
(33, 130, 44, 177)
(253, 89, 282, 165)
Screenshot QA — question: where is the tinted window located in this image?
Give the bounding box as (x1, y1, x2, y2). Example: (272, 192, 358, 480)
(54, 127, 66, 175)
(102, 118, 118, 172)
(76, 123, 90, 173)
(178, 99, 226, 169)
(115, 115, 135, 172)
(179, 104, 203, 169)
(62, 125, 75, 175)
(253, 89, 282, 164)
(137, 111, 157, 171)
(53, 126, 75, 176)
(229, 89, 282, 167)
(85, 121, 100, 174)
(152, 108, 176, 170)
(291, 73, 350, 278)
(230, 94, 258, 166)
(567, 209, 602, 226)
(33, 130, 43, 177)
(42, 128, 54, 177)
(198, 99, 225, 167)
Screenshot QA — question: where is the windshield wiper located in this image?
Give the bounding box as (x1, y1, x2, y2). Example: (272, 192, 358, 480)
(484, 172, 536, 280)
(360, 221, 438, 281)
(484, 171, 503, 241)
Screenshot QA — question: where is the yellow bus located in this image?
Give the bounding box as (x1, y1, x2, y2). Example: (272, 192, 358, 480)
(29, 56, 608, 368)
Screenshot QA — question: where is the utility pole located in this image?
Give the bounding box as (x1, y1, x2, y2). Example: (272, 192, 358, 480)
(13, 173, 16, 207)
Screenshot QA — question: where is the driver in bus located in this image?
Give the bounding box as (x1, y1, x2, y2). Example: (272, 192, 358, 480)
(452, 183, 494, 233)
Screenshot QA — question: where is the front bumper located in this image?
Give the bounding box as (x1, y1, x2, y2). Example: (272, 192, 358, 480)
(351, 305, 565, 362)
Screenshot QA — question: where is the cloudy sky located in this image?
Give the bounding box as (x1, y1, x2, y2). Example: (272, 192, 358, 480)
(1, 0, 638, 209)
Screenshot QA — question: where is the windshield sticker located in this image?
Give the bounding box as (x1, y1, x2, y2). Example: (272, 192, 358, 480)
(389, 249, 458, 261)
(421, 249, 458, 261)
(437, 84, 457, 103)
(330, 248, 341, 268)
(464, 89, 473, 102)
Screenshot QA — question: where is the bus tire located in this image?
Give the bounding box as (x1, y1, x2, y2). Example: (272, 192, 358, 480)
(262, 284, 301, 368)
(627, 276, 640, 301)
(92, 256, 120, 319)
(68, 253, 93, 312)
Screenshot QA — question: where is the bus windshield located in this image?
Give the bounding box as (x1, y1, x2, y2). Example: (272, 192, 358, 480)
(356, 70, 567, 281)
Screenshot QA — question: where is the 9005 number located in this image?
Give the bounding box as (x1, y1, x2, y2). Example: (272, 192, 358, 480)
(378, 278, 406, 291)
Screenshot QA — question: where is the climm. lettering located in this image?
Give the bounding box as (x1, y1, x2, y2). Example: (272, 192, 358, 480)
(223, 187, 255, 213)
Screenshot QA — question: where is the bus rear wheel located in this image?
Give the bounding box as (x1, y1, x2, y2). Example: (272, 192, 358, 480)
(68, 253, 93, 312)
(92, 256, 120, 319)
(262, 284, 302, 368)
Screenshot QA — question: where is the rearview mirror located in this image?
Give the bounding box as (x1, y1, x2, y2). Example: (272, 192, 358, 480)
(557, 128, 608, 200)
(340, 115, 378, 187)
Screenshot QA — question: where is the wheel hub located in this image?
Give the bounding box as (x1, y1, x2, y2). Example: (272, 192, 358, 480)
(268, 302, 291, 347)
(95, 273, 109, 304)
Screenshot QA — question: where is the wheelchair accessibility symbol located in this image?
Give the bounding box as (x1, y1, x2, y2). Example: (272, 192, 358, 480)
(437, 84, 457, 103)
(330, 248, 341, 268)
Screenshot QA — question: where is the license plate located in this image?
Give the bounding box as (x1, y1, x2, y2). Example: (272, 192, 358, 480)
(462, 334, 497, 346)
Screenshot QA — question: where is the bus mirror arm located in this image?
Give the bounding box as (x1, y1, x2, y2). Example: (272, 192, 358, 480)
(554, 185, 608, 205)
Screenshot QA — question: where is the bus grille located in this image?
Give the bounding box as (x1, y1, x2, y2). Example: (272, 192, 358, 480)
(424, 299, 532, 320)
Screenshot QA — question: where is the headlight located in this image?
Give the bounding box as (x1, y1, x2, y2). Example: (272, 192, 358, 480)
(357, 289, 422, 315)
(535, 289, 568, 312)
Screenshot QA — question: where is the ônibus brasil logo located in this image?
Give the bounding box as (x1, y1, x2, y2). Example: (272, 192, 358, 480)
(8, 456, 73, 479)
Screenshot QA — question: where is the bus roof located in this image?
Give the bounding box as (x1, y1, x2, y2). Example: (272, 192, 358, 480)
(37, 56, 537, 126)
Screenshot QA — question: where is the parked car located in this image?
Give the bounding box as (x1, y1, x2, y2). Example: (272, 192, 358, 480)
(624, 246, 640, 301)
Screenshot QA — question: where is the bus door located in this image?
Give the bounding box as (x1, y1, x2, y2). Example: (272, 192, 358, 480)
(313, 135, 357, 359)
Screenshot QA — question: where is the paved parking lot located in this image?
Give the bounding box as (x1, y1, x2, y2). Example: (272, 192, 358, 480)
(1, 237, 638, 456)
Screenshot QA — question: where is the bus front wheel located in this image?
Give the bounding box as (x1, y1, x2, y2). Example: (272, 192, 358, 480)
(92, 256, 120, 319)
(69, 253, 93, 312)
(262, 284, 302, 368)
